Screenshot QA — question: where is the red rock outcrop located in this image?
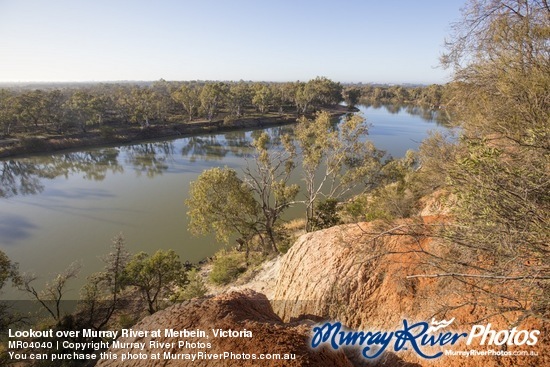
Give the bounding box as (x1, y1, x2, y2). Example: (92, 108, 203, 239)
(96, 289, 352, 367)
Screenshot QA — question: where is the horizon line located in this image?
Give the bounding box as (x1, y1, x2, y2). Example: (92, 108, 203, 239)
(0, 79, 436, 86)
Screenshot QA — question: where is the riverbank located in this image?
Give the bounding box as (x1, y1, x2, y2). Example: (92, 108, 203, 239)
(0, 105, 354, 158)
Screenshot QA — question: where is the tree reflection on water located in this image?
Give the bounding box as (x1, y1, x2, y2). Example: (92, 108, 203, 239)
(0, 148, 123, 198)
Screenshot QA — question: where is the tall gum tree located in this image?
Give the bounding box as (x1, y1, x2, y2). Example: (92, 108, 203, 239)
(242, 132, 299, 252)
(187, 132, 298, 255)
(293, 111, 384, 232)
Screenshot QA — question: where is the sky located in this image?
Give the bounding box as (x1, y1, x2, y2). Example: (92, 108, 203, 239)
(0, 0, 465, 84)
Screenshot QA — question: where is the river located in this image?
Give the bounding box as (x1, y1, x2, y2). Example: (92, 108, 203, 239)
(0, 104, 450, 299)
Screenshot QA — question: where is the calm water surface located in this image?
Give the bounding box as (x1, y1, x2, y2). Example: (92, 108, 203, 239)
(0, 105, 449, 298)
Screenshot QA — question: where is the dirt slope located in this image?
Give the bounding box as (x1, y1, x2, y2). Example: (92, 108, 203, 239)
(96, 289, 352, 367)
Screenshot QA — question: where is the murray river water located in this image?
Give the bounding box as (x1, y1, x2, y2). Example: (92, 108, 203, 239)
(0, 104, 450, 299)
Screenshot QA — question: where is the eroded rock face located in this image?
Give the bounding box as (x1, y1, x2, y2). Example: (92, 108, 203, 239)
(96, 289, 352, 367)
(272, 220, 548, 367)
(273, 221, 426, 329)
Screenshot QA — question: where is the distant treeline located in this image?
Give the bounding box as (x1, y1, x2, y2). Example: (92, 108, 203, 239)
(357, 84, 446, 108)
(0, 78, 446, 138)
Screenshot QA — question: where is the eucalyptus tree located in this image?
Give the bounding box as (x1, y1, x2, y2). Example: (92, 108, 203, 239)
(242, 132, 299, 252)
(252, 84, 272, 113)
(150, 79, 174, 121)
(41, 89, 67, 132)
(79, 233, 130, 330)
(294, 81, 316, 114)
(112, 86, 133, 123)
(200, 82, 227, 121)
(270, 83, 287, 115)
(389, 86, 410, 103)
(128, 87, 155, 127)
(308, 76, 343, 107)
(279, 82, 298, 111)
(187, 132, 298, 254)
(65, 91, 103, 133)
(293, 111, 384, 231)
(14, 90, 46, 131)
(0, 251, 18, 295)
(20, 262, 81, 322)
(0, 251, 19, 332)
(226, 81, 251, 117)
(419, 84, 443, 107)
(342, 87, 361, 109)
(187, 167, 261, 248)
(171, 84, 201, 121)
(123, 249, 187, 314)
(0, 89, 16, 136)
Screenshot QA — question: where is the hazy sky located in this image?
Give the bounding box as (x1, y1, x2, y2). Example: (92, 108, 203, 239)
(0, 0, 464, 84)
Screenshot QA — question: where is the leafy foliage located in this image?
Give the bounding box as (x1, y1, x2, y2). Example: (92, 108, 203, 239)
(78, 233, 130, 330)
(342, 87, 361, 109)
(294, 111, 385, 231)
(0, 251, 20, 332)
(310, 198, 341, 231)
(171, 84, 200, 121)
(422, 0, 550, 322)
(188, 131, 299, 254)
(187, 167, 260, 245)
(200, 82, 228, 121)
(20, 261, 81, 321)
(177, 268, 207, 300)
(209, 250, 247, 285)
(243, 132, 299, 252)
(124, 249, 187, 314)
(0, 251, 18, 291)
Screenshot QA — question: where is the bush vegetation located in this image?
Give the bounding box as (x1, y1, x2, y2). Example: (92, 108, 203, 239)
(209, 250, 247, 285)
(177, 269, 207, 300)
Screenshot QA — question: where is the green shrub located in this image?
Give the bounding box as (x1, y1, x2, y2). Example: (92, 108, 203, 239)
(310, 198, 341, 231)
(209, 250, 246, 285)
(99, 125, 116, 139)
(178, 269, 207, 299)
(343, 194, 369, 221)
(274, 229, 295, 254)
(343, 184, 416, 222)
(118, 313, 138, 329)
(368, 184, 416, 220)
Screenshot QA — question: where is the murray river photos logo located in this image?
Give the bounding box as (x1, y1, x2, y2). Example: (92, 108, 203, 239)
(310, 318, 540, 359)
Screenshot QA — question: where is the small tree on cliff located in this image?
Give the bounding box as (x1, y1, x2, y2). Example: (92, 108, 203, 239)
(0, 251, 20, 332)
(187, 133, 298, 254)
(78, 233, 130, 330)
(293, 111, 385, 232)
(242, 132, 299, 252)
(124, 249, 187, 314)
(20, 262, 81, 322)
(187, 167, 261, 252)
